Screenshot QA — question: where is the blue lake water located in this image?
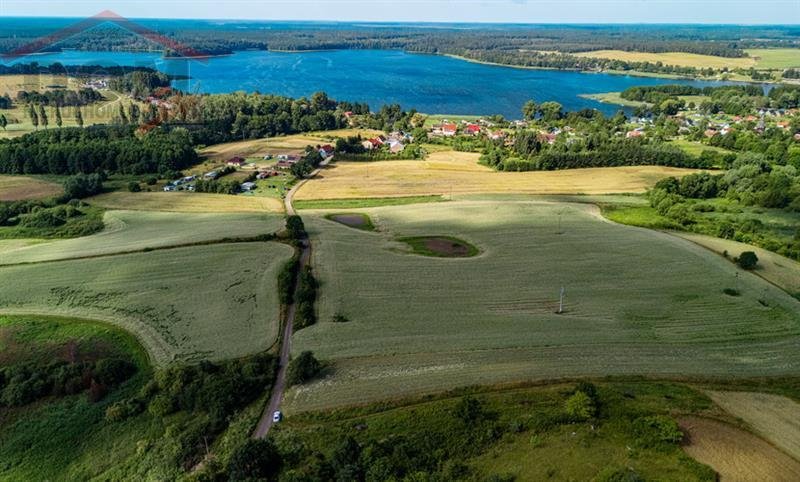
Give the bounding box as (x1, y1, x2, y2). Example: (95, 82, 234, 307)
(7, 49, 743, 118)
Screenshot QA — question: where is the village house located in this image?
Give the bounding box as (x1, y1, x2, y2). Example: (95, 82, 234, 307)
(704, 129, 719, 138)
(388, 139, 405, 153)
(464, 124, 481, 136)
(319, 145, 335, 158)
(626, 129, 644, 139)
(441, 123, 457, 136)
(795, 133, 800, 141)
(226, 157, 246, 167)
(777, 121, 791, 130)
(257, 170, 278, 180)
(489, 130, 506, 141)
(204, 170, 219, 179)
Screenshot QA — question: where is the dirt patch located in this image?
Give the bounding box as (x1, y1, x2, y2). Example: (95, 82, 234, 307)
(326, 213, 375, 231)
(400, 236, 479, 258)
(680, 416, 800, 481)
(0, 176, 62, 201)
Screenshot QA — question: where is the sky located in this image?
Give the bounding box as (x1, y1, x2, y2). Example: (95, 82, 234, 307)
(0, 0, 798, 24)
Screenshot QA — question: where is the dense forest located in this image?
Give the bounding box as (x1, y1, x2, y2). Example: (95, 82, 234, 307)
(0, 125, 197, 175)
(16, 88, 104, 107)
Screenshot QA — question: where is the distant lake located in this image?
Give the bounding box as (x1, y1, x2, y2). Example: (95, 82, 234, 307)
(7, 49, 745, 118)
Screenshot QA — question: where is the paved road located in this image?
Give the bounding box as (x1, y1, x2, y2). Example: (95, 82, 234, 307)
(253, 156, 330, 439)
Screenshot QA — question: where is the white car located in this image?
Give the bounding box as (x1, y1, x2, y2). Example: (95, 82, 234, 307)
(272, 410, 282, 423)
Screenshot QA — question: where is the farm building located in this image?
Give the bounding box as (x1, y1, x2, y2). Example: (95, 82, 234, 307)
(226, 157, 247, 167)
(319, 145, 335, 158)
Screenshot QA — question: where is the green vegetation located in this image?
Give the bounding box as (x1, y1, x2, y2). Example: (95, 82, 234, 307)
(0, 242, 294, 364)
(324, 213, 376, 231)
(746, 48, 800, 69)
(287, 351, 323, 386)
(0, 210, 284, 265)
(0, 200, 104, 240)
(294, 195, 445, 210)
(274, 381, 717, 481)
(399, 235, 480, 258)
(288, 201, 800, 411)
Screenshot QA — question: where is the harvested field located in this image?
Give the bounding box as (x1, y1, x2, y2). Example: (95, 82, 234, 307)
(286, 201, 800, 411)
(746, 49, 800, 69)
(673, 232, 800, 297)
(0, 210, 284, 265)
(88, 191, 284, 213)
(325, 213, 375, 231)
(295, 152, 698, 200)
(705, 391, 800, 461)
(0, 175, 62, 201)
(0, 242, 294, 365)
(680, 416, 800, 481)
(575, 50, 756, 69)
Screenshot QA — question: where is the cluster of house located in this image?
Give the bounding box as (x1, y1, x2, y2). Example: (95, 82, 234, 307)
(163, 175, 197, 192)
(430, 119, 506, 141)
(361, 133, 410, 153)
(81, 78, 109, 90)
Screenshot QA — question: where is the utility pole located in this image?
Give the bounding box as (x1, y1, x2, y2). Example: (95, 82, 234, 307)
(557, 286, 565, 314)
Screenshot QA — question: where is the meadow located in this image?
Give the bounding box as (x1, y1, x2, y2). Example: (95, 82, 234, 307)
(88, 191, 284, 213)
(0, 242, 294, 365)
(0, 210, 284, 265)
(745, 48, 800, 69)
(0, 175, 62, 201)
(294, 151, 698, 200)
(575, 50, 757, 69)
(287, 200, 800, 411)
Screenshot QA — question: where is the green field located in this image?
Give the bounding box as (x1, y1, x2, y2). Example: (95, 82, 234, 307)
(746, 48, 800, 69)
(669, 139, 734, 157)
(0, 210, 284, 265)
(0, 242, 294, 364)
(287, 200, 800, 411)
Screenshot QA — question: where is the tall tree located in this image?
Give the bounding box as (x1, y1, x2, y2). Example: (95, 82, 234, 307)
(29, 104, 38, 129)
(75, 107, 84, 128)
(118, 103, 128, 125)
(54, 105, 62, 128)
(38, 104, 48, 129)
(0, 114, 7, 131)
(128, 103, 140, 125)
(522, 100, 538, 121)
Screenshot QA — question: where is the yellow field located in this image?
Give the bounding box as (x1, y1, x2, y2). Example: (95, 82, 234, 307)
(705, 391, 800, 461)
(0, 175, 62, 201)
(200, 128, 384, 161)
(0, 75, 145, 138)
(679, 416, 800, 481)
(294, 151, 699, 199)
(575, 50, 756, 70)
(88, 191, 284, 213)
(672, 232, 800, 296)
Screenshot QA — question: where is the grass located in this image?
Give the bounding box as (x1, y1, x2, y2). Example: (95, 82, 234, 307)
(581, 92, 648, 108)
(680, 416, 800, 481)
(602, 204, 681, 230)
(285, 200, 800, 412)
(669, 139, 734, 157)
(399, 235, 479, 258)
(294, 195, 445, 210)
(746, 48, 800, 69)
(0, 204, 105, 240)
(279, 381, 719, 480)
(0, 175, 62, 201)
(0, 242, 294, 365)
(87, 191, 284, 213)
(0, 210, 284, 265)
(295, 150, 698, 200)
(422, 113, 484, 128)
(575, 50, 757, 70)
(704, 390, 800, 460)
(323, 213, 377, 231)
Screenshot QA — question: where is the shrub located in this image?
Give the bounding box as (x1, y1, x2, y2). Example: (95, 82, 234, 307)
(596, 466, 645, 482)
(736, 251, 759, 270)
(286, 351, 321, 386)
(227, 438, 282, 481)
(286, 215, 306, 239)
(723, 288, 741, 296)
(565, 390, 596, 421)
(127, 181, 142, 192)
(632, 415, 683, 448)
(331, 313, 350, 323)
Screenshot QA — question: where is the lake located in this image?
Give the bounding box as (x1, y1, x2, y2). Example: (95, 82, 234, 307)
(8, 49, 742, 118)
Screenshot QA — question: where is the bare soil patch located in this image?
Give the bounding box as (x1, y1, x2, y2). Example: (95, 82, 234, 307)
(679, 416, 800, 481)
(326, 213, 375, 231)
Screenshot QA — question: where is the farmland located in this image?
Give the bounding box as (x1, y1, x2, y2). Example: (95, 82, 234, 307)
(287, 200, 800, 411)
(0, 242, 294, 365)
(745, 48, 800, 69)
(88, 191, 284, 213)
(0, 210, 284, 265)
(294, 151, 698, 200)
(574, 50, 756, 70)
(0, 175, 62, 201)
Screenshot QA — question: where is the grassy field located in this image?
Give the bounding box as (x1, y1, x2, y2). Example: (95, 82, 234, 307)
(575, 50, 757, 69)
(704, 390, 800, 461)
(673, 232, 800, 298)
(286, 200, 800, 411)
(279, 381, 722, 480)
(0, 242, 294, 365)
(293, 195, 445, 210)
(0, 210, 284, 265)
(580, 92, 648, 108)
(669, 139, 734, 157)
(0, 175, 62, 201)
(746, 48, 800, 69)
(295, 151, 697, 200)
(88, 191, 284, 213)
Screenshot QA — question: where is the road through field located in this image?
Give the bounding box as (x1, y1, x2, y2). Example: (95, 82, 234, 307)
(253, 157, 329, 438)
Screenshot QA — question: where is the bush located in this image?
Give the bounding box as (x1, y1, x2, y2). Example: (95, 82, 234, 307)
(286, 351, 321, 386)
(227, 438, 282, 481)
(565, 390, 596, 421)
(632, 415, 683, 448)
(61, 173, 105, 201)
(286, 215, 306, 239)
(736, 251, 759, 270)
(127, 181, 142, 192)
